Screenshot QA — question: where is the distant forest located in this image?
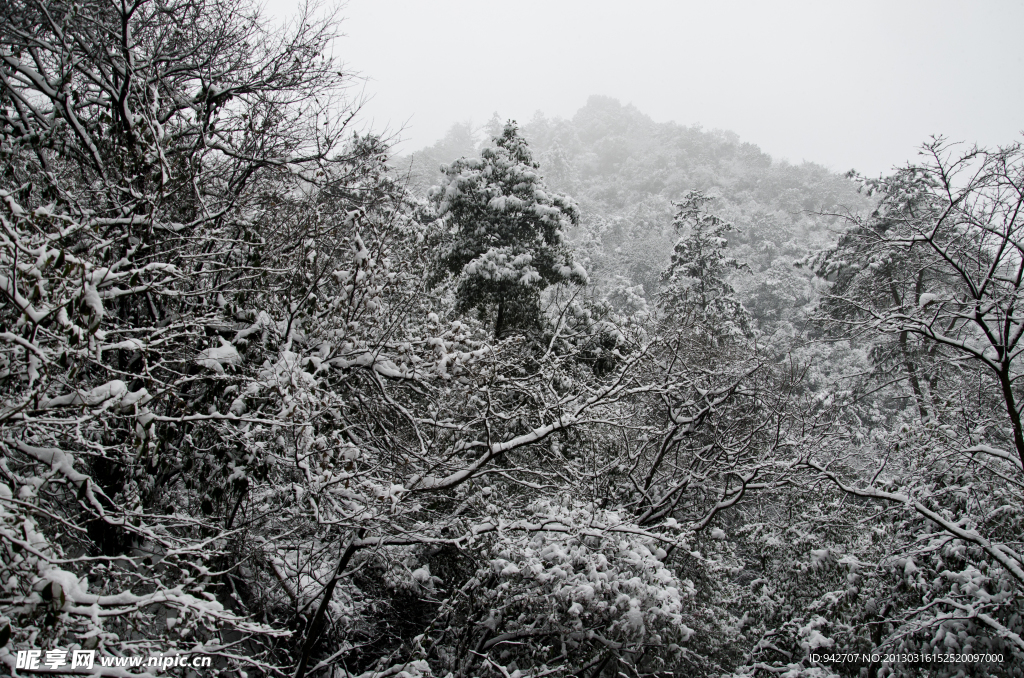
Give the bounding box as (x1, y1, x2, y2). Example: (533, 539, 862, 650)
(403, 96, 871, 331)
(2, 3, 1023, 678)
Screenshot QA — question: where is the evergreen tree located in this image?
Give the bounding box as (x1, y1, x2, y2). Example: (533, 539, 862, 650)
(431, 122, 587, 339)
(661, 191, 751, 342)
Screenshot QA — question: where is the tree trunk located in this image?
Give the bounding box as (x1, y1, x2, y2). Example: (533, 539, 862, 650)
(294, 529, 365, 678)
(494, 299, 506, 340)
(996, 366, 1024, 473)
(898, 329, 930, 422)
(891, 282, 929, 421)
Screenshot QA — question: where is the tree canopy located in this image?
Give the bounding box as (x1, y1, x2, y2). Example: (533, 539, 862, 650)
(430, 122, 587, 338)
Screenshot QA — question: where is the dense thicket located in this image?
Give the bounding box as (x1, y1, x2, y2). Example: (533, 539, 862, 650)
(2, 4, 1023, 678)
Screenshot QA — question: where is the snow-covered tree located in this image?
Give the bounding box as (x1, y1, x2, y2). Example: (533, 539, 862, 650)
(794, 140, 1024, 671)
(430, 122, 588, 339)
(661, 192, 751, 343)
(0, 0, 402, 671)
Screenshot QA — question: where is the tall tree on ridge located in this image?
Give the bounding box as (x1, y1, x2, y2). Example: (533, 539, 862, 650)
(430, 122, 587, 339)
(661, 191, 752, 344)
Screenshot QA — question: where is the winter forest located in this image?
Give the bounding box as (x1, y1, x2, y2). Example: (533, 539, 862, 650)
(1, 1, 1023, 677)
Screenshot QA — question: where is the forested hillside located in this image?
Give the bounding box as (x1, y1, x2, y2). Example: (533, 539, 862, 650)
(403, 97, 872, 334)
(2, 3, 1023, 678)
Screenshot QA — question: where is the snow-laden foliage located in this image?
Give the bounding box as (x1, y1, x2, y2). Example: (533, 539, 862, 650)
(661, 191, 752, 343)
(429, 123, 587, 339)
(405, 498, 696, 676)
(779, 140, 1024, 676)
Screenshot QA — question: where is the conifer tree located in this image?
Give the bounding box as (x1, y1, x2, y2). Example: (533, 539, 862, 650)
(661, 191, 751, 342)
(431, 122, 587, 338)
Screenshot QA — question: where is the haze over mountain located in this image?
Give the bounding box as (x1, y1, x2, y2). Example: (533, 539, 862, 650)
(401, 96, 873, 329)
(261, 0, 1024, 177)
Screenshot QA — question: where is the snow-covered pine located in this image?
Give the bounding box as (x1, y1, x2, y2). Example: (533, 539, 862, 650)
(429, 122, 588, 339)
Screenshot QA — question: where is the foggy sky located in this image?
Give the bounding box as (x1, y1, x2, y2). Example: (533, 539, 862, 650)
(263, 0, 1024, 176)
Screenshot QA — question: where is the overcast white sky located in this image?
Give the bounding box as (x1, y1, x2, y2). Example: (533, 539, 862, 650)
(264, 0, 1024, 176)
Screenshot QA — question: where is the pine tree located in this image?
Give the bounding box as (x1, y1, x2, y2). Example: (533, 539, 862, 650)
(431, 122, 587, 339)
(661, 191, 751, 342)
